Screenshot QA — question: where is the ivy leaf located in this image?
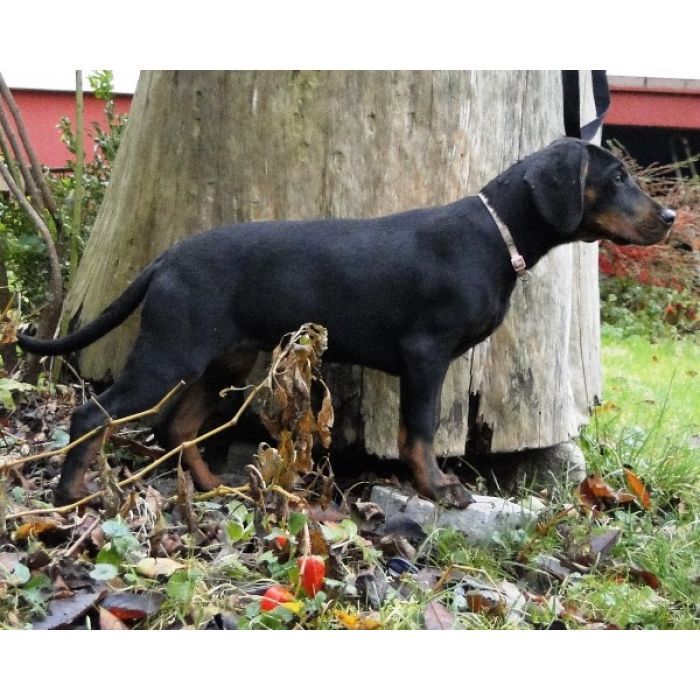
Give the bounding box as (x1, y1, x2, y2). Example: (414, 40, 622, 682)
(101, 518, 131, 539)
(226, 520, 246, 543)
(8, 562, 31, 586)
(90, 563, 119, 581)
(166, 569, 201, 604)
(287, 511, 307, 536)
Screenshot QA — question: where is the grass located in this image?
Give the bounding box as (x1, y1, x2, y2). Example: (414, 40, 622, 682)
(570, 327, 700, 629)
(3, 321, 700, 630)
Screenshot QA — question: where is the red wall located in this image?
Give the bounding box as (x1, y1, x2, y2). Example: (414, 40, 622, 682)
(8, 84, 700, 171)
(607, 86, 700, 130)
(9, 90, 132, 170)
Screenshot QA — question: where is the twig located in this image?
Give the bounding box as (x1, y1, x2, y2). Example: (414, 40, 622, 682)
(0, 381, 185, 473)
(0, 89, 45, 210)
(0, 72, 59, 225)
(64, 515, 100, 557)
(0, 121, 21, 185)
(5, 324, 317, 520)
(0, 156, 64, 364)
(69, 70, 84, 283)
(165, 484, 256, 505)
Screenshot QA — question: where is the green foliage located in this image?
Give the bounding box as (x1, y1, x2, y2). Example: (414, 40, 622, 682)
(600, 276, 698, 340)
(0, 70, 126, 313)
(0, 377, 34, 410)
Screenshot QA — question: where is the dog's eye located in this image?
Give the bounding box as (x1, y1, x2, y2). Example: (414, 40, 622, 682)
(613, 173, 623, 186)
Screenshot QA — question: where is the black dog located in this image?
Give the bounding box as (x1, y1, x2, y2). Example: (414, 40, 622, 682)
(18, 138, 675, 506)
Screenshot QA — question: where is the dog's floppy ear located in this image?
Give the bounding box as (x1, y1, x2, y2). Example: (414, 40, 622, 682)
(523, 138, 589, 234)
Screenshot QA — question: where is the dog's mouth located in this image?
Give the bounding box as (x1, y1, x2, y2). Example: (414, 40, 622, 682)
(581, 208, 675, 247)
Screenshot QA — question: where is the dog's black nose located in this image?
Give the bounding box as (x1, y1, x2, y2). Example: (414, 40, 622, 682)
(660, 208, 676, 225)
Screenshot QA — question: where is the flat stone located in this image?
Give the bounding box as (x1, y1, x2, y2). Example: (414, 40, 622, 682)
(370, 485, 537, 545)
(515, 441, 588, 492)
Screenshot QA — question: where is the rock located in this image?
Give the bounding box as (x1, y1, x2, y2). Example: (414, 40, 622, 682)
(515, 441, 588, 493)
(370, 485, 537, 545)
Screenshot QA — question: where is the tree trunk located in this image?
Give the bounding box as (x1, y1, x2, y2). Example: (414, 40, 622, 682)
(65, 70, 601, 456)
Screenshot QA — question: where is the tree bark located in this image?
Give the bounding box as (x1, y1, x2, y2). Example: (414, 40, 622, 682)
(65, 70, 601, 456)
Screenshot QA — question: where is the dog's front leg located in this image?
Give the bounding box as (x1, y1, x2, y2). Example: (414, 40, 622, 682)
(398, 339, 473, 509)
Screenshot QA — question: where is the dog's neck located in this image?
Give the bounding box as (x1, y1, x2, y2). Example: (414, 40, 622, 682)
(480, 162, 563, 270)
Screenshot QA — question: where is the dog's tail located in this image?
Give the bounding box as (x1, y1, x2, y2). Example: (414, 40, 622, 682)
(17, 257, 162, 356)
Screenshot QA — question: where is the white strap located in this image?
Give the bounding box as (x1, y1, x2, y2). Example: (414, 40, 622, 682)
(478, 193, 529, 281)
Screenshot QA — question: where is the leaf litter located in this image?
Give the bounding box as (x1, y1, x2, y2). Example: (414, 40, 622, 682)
(0, 325, 682, 629)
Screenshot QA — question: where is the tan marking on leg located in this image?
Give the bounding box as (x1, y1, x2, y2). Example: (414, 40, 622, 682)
(168, 381, 221, 492)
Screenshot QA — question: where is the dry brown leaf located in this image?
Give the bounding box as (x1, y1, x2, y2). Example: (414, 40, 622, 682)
(101, 592, 164, 621)
(424, 599, 458, 630)
(99, 606, 129, 630)
(334, 610, 381, 630)
(33, 587, 106, 630)
(135, 557, 186, 579)
(623, 467, 652, 510)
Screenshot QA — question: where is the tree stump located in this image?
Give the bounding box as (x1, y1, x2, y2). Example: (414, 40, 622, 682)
(65, 70, 601, 461)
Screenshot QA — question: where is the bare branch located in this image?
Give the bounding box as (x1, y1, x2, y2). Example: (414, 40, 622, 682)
(0, 96, 45, 210)
(70, 70, 85, 282)
(0, 72, 59, 224)
(0, 121, 21, 185)
(0, 157, 63, 343)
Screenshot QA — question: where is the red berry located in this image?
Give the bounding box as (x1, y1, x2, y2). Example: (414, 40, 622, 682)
(260, 585, 295, 611)
(273, 534, 289, 549)
(297, 555, 326, 597)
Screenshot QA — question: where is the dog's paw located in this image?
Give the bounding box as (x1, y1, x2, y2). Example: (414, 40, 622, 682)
(54, 484, 90, 507)
(424, 474, 474, 509)
(192, 472, 223, 492)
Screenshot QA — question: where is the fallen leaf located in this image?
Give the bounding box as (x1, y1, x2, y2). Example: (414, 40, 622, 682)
(353, 500, 385, 523)
(280, 600, 305, 615)
(532, 554, 574, 580)
(98, 606, 129, 630)
(307, 502, 348, 524)
(588, 529, 621, 561)
(465, 589, 504, 616)
(594, 401, 620, 414)
(424, 599, 458, 630)
(378, 535, 417, 561)
(623, 467, 652, 510)
(135, 557, 186, 579)
(0, 552, 21, 580)
(33, 587, 106, 630)
(101, 592, 164, 621)
(334, 610, 381, 630)
(585, 474, 617, 500)
(356, 568, 388, 610)
(628, 565, 661, 590)
(0, 554, 30, 587)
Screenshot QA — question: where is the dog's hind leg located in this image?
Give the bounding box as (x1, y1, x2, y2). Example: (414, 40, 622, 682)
(54, 335, 226, 505)
(398, 337, 473, 509)
(165, 350, 258, 491)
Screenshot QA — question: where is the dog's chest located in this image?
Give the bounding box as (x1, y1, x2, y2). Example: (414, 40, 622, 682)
(451, 295, 512, 357)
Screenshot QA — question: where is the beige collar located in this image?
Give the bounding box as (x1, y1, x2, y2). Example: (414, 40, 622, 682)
(478, 193, 529, 281)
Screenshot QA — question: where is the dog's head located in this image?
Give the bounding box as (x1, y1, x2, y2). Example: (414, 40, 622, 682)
(524, 138, 675, 246)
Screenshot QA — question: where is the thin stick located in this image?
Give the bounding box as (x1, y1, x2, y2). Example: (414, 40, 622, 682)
(0, 121, 21, 185)
(0, 157, 63, 343)
(63, 515, 100, 557)
(0, 72, 59, 222)
(5, 325, 316, 520)
(0, 381, 185, 472)
(0, 93, 45, 210)
(70, 70, 84, 283)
